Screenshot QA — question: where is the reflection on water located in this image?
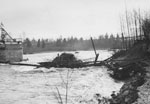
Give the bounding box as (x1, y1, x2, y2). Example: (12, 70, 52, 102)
(0, 50, 123, 104)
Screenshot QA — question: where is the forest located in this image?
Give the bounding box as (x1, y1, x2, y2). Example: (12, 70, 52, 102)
(23, 33, 122, 54)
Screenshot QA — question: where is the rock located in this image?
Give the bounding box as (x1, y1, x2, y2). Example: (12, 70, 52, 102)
(109, 73, 145, 104)
(132, 71, 150, 104)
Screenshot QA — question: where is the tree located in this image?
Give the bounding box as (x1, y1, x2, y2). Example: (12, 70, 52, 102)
(41, 39, 46, 48)
(56, 38, 62, 47)
(104, 33, 109, 48)
(142, 18, 150, 49)
(105, 33, 109, 39)
(37, 39, 41, 47)
(114, 34, 121, 49)
(31, 38, 36, 46)
(109, 34, 115, 48)
(25, 38, 32, 48)
(142, 18, 150, 41)
(62, 38, 67, 46)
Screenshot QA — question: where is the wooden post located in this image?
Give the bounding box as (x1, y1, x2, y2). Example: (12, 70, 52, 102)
(134, 11, 138, 41)
(91, 37, 97, 55)
(125, 37, 128, 50)
(138, 9, 142, 40)
(121, 33, 125, 49)
(91, 37, 99, 65)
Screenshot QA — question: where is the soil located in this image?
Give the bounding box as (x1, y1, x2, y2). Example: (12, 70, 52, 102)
(100, 40, 150, 104)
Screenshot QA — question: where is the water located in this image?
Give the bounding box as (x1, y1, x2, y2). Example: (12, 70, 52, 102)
(0, 50, 123, 104)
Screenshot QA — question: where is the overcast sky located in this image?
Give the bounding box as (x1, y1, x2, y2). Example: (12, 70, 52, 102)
(0, 0, 150, 39)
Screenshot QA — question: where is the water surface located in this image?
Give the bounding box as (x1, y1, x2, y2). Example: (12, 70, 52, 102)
(0, 50, 123, 104)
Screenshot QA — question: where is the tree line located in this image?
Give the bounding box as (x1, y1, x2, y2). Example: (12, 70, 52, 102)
(23, 34, 122, 54)
(23, 9, 150, 54)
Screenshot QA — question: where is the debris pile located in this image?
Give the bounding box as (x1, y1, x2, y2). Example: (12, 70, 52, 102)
(109, 63, 146, 80)
(38, 53, 83, 68)
(52, 53, 80, 64)
(102, 41, 149, 80)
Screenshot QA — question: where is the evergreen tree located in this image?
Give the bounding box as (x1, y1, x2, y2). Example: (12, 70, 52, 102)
(31, 38, 36, 46)
(56, 38, 62, 46)
(109, 34, 115, 48)
(104, 33, 109, 48)
(37, 39, 41, 47)
(25, 38, 32, 48)
(115, 34, 121, 49)
(41, 39, 46, 48)
(62, 38, 67, 46)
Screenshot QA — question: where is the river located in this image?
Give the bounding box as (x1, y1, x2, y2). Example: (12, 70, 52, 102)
(0, 50, 123, 104)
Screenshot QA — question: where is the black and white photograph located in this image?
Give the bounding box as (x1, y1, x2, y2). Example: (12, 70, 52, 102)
(0, 0, 150, 104)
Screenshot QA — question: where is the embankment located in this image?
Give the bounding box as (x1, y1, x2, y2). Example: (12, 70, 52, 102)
(102, 41, 150, 104)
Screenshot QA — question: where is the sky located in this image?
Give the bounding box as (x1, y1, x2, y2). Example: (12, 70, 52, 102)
(0, 0, 150, 40)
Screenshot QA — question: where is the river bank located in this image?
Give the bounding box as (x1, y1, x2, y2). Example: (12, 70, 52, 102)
(100, 40, 150, 104)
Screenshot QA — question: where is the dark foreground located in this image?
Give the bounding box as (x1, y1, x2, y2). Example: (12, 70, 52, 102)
(101, 41, 150, 104)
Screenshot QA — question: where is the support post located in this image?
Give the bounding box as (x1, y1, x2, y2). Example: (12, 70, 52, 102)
(91, 37, 99, 65)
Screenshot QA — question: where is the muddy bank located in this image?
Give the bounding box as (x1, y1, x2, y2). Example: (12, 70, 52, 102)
(100, 41, 149, 104)
(131, 67, 150, 104)
(92, 65, 146, 104)
(109, 72, 146, 104)
(109, 63, 146, 104)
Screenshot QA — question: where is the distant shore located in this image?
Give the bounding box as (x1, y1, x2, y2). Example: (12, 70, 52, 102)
(23, 48, 115, 54)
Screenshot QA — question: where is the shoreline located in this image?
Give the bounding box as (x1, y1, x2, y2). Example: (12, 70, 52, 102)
(98, 41, 150, 104)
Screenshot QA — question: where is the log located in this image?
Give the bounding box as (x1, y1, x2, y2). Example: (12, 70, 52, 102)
(0, 61, 39, 67)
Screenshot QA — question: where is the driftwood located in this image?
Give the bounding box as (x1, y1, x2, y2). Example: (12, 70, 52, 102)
(0, 56, 145, 69)
(0, 50, 147, 71)
(0, 61, 39, 67)
(0, 60, 103, 69)
(0, 52, 103, 68)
